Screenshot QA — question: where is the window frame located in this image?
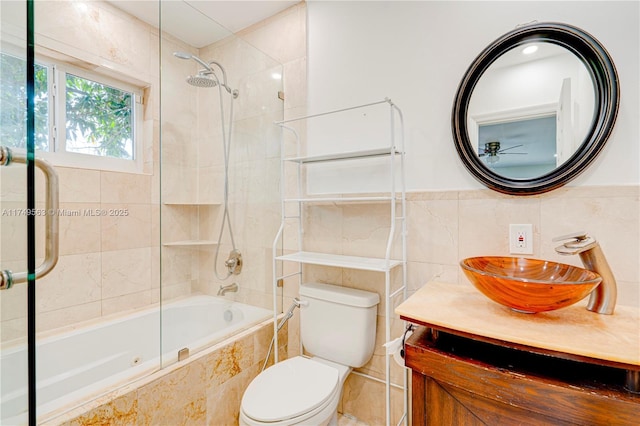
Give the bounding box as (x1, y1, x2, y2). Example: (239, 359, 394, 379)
(38, 55, 144, 174)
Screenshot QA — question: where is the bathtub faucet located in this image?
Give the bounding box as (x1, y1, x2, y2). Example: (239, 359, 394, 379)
(217, 282, 238, 296)
(225, 249, 243, 275)
(553, 232, 617, 315)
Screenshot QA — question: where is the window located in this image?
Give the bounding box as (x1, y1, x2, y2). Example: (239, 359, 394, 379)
(0, 52, 142, 172)
(0, 52, 49, 151)
(64, 73, 134, 160)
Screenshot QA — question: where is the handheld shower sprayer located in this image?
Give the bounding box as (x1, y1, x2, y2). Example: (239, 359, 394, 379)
(262, 298, 307, 372)
(173, 51, 212, 71)
(277, 298, 307, 331)
(173, 51, 241, 283)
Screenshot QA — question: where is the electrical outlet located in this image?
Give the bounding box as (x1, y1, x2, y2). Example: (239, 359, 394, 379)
(509, 224, 533, 254)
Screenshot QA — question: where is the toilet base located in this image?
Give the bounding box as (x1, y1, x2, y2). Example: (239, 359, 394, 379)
(240, 409, 336, 426)
(240, 395, 338, 426)
(240, 356, 352, 426)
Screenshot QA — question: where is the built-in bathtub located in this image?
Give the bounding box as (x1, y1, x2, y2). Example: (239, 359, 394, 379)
(1, 295, 272, 424)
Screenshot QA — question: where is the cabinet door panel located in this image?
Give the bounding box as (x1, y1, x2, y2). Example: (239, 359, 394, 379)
(436, 380, 575, 425)
(406, 328, 640, 426)
(424, 379, 485, 426)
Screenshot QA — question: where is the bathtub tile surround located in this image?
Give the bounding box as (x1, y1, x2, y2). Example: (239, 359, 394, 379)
(0, 296, 270, 424)
(42, 320, 287, 426)
(137, 360, 208, 425)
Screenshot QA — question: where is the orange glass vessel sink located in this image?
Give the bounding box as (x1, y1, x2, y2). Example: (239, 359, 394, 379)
(460, 256, 602, 313)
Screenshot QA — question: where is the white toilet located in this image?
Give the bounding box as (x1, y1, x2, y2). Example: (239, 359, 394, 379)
(240, 282, 380, 426)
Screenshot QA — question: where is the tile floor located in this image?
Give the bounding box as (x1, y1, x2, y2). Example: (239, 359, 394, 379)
(338, 413, 369, 425)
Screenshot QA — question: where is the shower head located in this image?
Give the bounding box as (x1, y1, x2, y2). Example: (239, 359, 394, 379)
(173, 51, 212, 72)
(173, 51, 192, 60)
(174, 51, 238, 97)
(186, 72, 219, 88)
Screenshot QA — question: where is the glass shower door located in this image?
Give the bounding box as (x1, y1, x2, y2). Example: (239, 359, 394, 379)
(0, 159, 30, 426)
(1, 0, 35, 424)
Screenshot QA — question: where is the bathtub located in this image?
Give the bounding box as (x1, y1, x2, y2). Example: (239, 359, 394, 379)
(1, 295, 272, 424)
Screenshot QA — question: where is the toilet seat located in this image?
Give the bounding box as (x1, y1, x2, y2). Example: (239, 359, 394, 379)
(241, 356, 340, 424)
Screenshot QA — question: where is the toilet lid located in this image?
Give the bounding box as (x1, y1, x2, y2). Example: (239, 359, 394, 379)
(242, 356, 339, 423)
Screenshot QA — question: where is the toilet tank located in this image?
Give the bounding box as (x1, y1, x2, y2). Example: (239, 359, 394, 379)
(299, 282, 380, 368)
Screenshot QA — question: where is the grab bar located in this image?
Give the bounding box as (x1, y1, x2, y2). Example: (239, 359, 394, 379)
(0, 146, 59, 290)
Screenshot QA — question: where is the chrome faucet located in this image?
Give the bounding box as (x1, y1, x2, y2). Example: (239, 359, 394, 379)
(554, 232, 617, 315)
(217, 282, 238, 296)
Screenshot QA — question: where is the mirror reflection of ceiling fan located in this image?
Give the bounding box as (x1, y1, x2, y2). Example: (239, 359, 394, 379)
(478, 141, 527, 164)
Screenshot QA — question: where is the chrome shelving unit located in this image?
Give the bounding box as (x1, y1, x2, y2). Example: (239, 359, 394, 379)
(271, 98, 408, 426)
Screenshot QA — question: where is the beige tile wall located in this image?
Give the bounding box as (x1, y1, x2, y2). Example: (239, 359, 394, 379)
(408, 186, 640, 305)
(189, 32, 283, 310)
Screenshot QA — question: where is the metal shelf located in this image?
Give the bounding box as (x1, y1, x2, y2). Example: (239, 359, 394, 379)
(283, 196, 397, 203)
(285, 148, 401, 164)
(276, 251, 403, 272)
(273, 98, 408, 426)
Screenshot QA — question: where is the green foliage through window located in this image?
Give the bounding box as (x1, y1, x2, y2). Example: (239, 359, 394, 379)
(0, 52, 49, 151)
(0, 52, 135, 161)
(65, 74, 133, 160)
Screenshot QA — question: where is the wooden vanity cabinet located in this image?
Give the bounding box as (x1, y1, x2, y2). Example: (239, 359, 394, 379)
(405, 326, 640, 425)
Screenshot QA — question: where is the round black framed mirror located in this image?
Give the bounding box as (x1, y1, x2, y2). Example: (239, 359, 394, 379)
(452, 22, 619, 195)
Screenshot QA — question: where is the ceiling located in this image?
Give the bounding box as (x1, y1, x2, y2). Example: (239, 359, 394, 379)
(108, 0, 299, 48)
(478, 116, 557, 168)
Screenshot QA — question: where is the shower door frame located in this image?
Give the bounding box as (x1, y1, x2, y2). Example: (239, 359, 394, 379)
(0, 0, 37, 424)
(26, 1, 37, 422)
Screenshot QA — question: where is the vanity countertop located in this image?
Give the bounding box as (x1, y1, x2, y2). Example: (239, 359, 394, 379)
(396, 281, 640, 369)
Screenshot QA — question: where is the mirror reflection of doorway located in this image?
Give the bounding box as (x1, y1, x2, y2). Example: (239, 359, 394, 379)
(478, 115, 557, 178)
